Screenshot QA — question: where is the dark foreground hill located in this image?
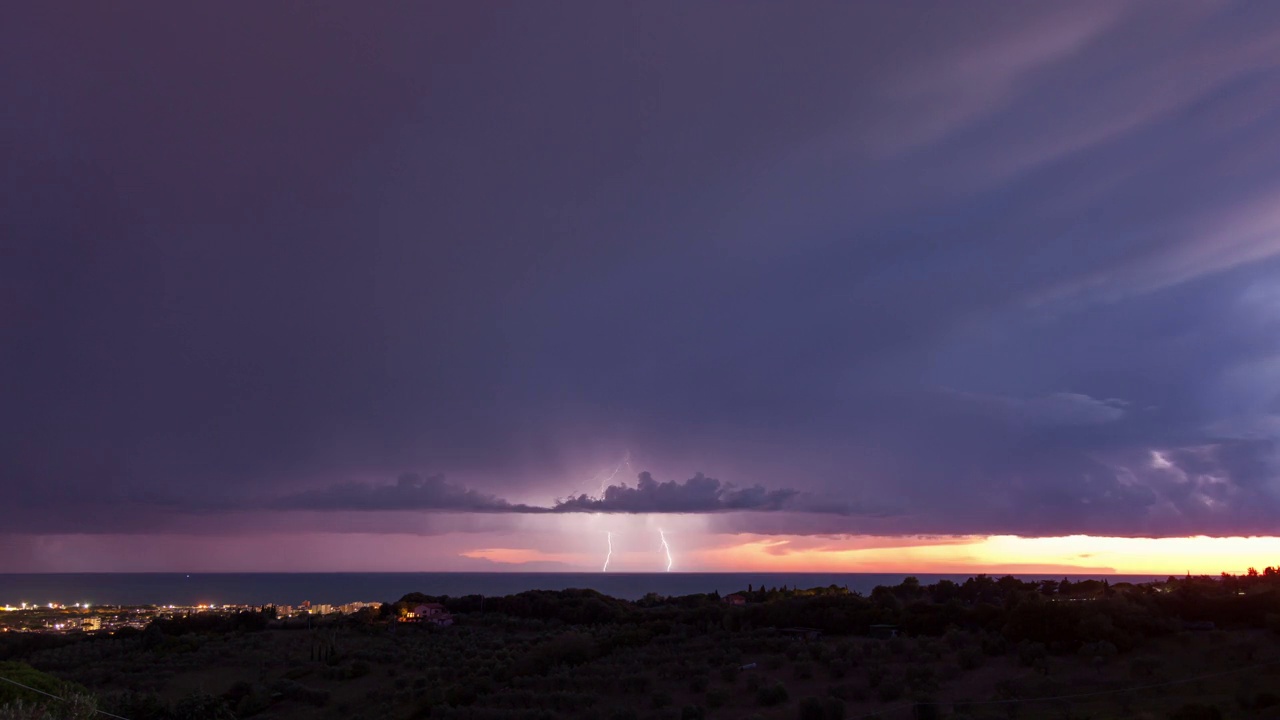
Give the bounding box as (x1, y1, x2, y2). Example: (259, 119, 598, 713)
(3, 572, 1280, 719)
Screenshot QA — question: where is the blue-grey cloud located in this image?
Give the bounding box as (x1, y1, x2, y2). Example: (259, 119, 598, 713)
(554, 472, 802, 514)
(268, 474, 549, 514)
(264, 471, 852, 516)
(5, 1, 1280, 555)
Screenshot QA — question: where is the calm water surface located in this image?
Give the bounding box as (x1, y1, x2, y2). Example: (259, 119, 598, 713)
(0, 573, 1165, 606)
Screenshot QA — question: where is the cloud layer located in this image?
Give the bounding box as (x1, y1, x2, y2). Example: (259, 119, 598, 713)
(6, 2, 1280, 567)
(268, 473, 548, 514)
(553, 472, 801, 514)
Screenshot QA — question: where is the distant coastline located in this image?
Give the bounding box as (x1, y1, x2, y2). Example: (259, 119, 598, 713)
(0, 572, 1167, 607)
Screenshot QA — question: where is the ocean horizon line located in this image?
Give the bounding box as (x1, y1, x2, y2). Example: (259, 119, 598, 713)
(0, 571, 1169, 606)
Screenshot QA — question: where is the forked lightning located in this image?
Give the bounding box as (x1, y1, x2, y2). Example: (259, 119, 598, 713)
(659, 528, 673, 572)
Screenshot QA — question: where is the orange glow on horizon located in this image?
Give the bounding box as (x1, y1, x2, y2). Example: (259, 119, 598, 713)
(692, 534, 1280, 575)
(460, 547, 580, 565)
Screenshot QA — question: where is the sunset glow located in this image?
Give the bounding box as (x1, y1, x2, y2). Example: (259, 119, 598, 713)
(694, 535, 1280, 575)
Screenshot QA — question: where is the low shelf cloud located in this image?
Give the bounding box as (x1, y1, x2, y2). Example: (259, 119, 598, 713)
(265, 471, 857, 516)
(552, 472, 802, 514)
(268, 473, 549, 514)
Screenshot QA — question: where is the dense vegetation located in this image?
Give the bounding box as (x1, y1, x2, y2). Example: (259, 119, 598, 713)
(3, 571, 1280, 719)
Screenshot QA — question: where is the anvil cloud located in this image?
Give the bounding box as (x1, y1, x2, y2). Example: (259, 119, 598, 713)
(6, 1, 1280, 571)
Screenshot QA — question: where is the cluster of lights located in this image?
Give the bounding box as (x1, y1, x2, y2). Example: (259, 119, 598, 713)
(0, 602, 234, 612)
(0, 602, 89, 611)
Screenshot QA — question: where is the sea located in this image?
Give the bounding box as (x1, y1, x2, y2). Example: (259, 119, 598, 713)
(0, 573, 1167, 607)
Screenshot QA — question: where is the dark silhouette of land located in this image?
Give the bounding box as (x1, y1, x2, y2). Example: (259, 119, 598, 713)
(4, 570, 1280, 719)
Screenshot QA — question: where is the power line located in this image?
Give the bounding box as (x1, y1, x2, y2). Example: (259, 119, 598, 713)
(0, 674, 133, 720)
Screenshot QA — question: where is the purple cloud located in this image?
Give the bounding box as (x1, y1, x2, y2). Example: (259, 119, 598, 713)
(269, 474, 549, 514)
(6, 1, 1280, 569)
(553, 472, 802, 514)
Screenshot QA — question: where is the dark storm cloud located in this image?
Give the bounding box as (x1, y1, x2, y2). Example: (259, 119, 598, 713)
(268, 473, 548, 514)
(265, 471, 846, 516)
(6, 1, 1280, 555)
(554, 472, 802, 514)
(951, 391, 1129, 426)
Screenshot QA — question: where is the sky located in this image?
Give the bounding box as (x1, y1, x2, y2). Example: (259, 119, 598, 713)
(5, 1, 1280, 574)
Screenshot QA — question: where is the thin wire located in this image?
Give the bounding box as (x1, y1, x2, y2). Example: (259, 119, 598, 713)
(0, 674, 134, 720)
(848, 657, 1280, 719)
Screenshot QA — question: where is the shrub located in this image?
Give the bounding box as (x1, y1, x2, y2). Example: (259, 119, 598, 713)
(652, 691, 673, 709)
(172, 694, 238, 720)
(912, 701, 942, 720)
(957, 646, 984, 670)
(981, 633, 1008, 656)
(680, 705, 705, 720)
(1016, 641, 1047, 667)
(1078, 641, 1117, 663)
(1169, 703, 1223, 720)
(876, 678, 904, 703)
(1266, 613, 1280, 635)
(0, 694, 98, 720)
(917, 640, 944, 661)
(905, 665, 936, 693)
(828, 683, 864, 702)
(799, 696, 827, 720)
(945, 629, 974, 650)
(0, 662, 90, 706)
(798, 695, 844, 720)
(619, 674, 651, 694)
(270, 680, 329, 707)
(1255, 692, 1280, 710)
(756, 682, 790, 707)
(705, 689, 728, 709)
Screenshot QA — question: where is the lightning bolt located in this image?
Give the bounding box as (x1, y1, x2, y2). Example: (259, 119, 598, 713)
(602, 531, 613, 572)
(598, 450, 632, 497)
(659, 528, 673, 572)
(564, 451, 632, 501)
